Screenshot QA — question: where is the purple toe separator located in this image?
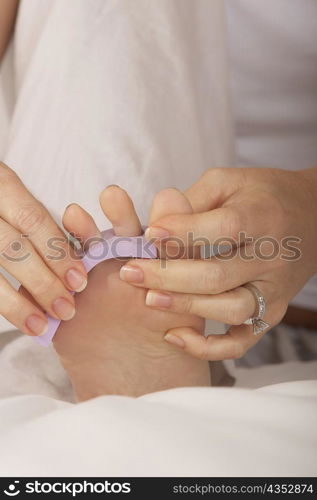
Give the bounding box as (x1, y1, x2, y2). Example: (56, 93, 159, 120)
(34, 227, 157, 347)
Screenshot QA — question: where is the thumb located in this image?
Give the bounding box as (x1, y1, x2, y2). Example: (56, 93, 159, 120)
(145, 169, 244, 244)
(147, 188, 199, 258)
(148, 187, 193, 224)
(185, 167, 243, 212)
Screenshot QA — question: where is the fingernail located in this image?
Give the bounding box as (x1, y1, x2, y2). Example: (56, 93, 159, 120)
(164, 333, 185, 349)
(119, 265, 144, 283)
(25, 315, 48, 336)
(145, 227, 170, 241)
(106, 184, 120, 188)
(146, 291, 172, 309)
(66, 268, 87, 292)
(52, 297, 76, 320)
(65, 203, 76, 210)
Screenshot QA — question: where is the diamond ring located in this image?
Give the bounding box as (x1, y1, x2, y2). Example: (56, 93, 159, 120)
(243, 283, 270, 335)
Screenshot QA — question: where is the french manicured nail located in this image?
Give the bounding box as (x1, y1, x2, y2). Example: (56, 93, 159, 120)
(164, 333, 185, 349)
(52, 297, 76, 320)
(145, 227, 170, 241)
(66, 268, 87, 292)
(119, 265, 144, 283)
(25, 315, 48, 336)
(146, 291, 172, 309)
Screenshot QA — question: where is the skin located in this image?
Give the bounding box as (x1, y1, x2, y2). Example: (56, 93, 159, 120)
(0, 6, 87, 336)
(53, 186, 210, 400)
(120, 166, 317, 361)
(0, 163, 88, 336)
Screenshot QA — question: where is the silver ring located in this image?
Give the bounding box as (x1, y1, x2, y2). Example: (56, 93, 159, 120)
(243, 283, 270, 336)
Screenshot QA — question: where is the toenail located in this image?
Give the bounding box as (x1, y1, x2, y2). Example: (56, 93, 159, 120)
(119, 265, 144, 283)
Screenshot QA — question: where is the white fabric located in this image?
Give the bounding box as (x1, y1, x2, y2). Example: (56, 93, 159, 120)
(6, 0, 233, 226)
(0, 382, 316, 477)
(226, 0, 317, 171)
(0, 43, 14, 158)
(0, 331, 315, 477)
(0, 335, 75, 402)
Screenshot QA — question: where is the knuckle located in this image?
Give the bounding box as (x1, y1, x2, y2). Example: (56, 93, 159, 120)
(227, 301, 248, 325)
(152, 269, 166, 290)
(14, 203, 46, 234)
(259, 194, 285, 237)
(0, 229, 19, 255)
(0, 162, 18, 188)
(268, 194, 285, 222)
(219, 208, 242, 240)
(204, 167, 228, 182)
(202, 265, 225, 293)
(0, 238, 28, 262)
(180, 295, 194, 314)
(202, 168, 215, 181)
(32, 274, 61, 299)
(197, 341, 210, 361)
(4, 295, 21, 319)
(231, 341, 245, 360)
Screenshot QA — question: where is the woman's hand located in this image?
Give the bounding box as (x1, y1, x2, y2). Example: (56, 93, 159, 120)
(119, 166, 317, 360)
(0, 162, 87, 336)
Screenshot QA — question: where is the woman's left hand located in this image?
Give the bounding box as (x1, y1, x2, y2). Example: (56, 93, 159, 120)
(119, 166, 317, 360)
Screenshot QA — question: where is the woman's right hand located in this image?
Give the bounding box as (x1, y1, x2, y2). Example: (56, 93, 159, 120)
(0, 162, 87, 336)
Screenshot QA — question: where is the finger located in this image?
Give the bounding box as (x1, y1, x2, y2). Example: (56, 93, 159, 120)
(163, 297, 287, 361)
(99, 185, 142, 237)
(0, 163, 87, 292)
(145, 170, 266, 245)
(63, 203, 101, 249)
(147, 187, 199, 259)
(163, 324, 267, 361)
(148, 187, 193, 225)
(145, 168, 244, 242)
(0, 217, 76, 321)
(0, 274, 48, 336)
(145, 208, 239, 245)
(145, 285, 257, 324)
(184, 167, 243, 212)
(119, 250, 274, 294)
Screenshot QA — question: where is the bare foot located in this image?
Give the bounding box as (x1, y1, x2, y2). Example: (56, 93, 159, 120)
(53, 187, 210, 400)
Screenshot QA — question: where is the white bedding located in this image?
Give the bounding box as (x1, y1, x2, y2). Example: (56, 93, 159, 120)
(0, 382, 316, 477)
(0, 336, 315, 477)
